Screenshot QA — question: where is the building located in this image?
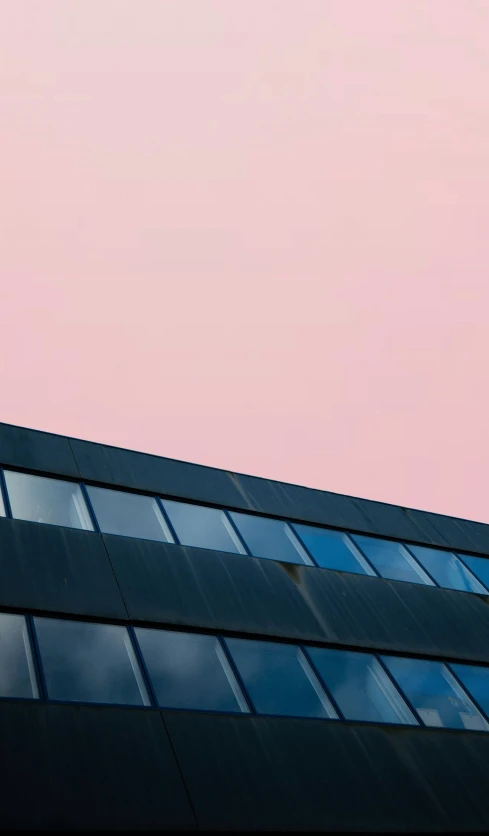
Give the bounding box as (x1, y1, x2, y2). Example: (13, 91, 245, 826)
(1, 421, 489, 831)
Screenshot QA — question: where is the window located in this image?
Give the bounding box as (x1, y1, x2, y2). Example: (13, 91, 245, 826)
(0, 484, 5, 517)
(382, 655, 489, 731)
(160, 499, 246, 555)
(2, 604, 489, 732)
(225, 637, 337, 718)
(0, 614, 38, 699)
(407, 545, 487, 594)
(228, 513, 313, 565)
(350, 534, 434, 586)
(291, 524, 376, 576)
(4, 471, 93, 531)
(135, 628, 249, 712)
(450, 663, 489, 719)
(457, 554, 489, 592)
(307, 647, 417, 725)
(86, 485, 173, 543)
(34, 618, 150, 706)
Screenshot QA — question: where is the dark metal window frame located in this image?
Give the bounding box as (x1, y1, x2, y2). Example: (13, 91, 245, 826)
(0, 465, 488, 595)
(0, 607, 487, 733)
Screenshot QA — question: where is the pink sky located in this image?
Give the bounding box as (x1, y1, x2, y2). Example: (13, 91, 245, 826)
(1, 1, 489, 522)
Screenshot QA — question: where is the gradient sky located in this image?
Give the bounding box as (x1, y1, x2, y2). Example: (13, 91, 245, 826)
(1, 0, 489, 522)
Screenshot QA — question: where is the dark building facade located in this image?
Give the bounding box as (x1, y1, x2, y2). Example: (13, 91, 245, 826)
(2, 422, 489, 830)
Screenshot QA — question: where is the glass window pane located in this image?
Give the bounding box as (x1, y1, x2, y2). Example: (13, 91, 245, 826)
(161, 500, 246, 555)
(291, 524, 376, 576)
(0, 483, 5, 517)
(382, 655, 489, 731)
(350, 534, 434, 586)
(228, 513, 312, 565)
(456, 555, 489, 593)
(225, 637, 337, 719)
(136, 628, 248, 713)
(408, 545, 487, 594)
(86, 485, 173, 543)
(450, 663, 489, 719)
(307, 647, 417, 725)
(0, 614, 39, 699)
(4, 471, 93, 531)
(34, 618, 150, 706)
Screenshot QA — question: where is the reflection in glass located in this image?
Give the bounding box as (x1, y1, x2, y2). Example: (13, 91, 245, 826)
(407, 545, 487, 594)
(86, 485, 173, 542)
(0, 614, 39, 699)
(0, 484, 5, 517)
(351, 535, 434, 586)
(34, 618, 150, 706)
(456, 554, 489, 594)
(225, 637, 337, 718)
(382, 655, 489, 731)
(4, 471, 93, 531)
(292, 525, 375, 575)
(450, 663, 489, 720)
(135, 628, 248, 712)
(161, 500, 246, 554)
(229, 513, 313, 565)
(307, 647, 417, 724)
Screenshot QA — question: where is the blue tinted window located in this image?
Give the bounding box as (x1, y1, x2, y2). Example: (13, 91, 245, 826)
(351, 534, 434, 586)
(225, 637, 337, 718)
(408, 545, 486, 594)
(86, 485, 173, 543)
(450, 663, 489, 719)
(456, 554, 489, 593)
(4, 470, 93, 531)
(382, 655, 489, 731)
(136, 628, 248, 712)
(291, 525, 376, 576)
(228, 513, 312, 565)
(307, 647, 417, 725)
(161, 500, 246, 555)
(0, 614, 38, 699)
(35, 618, 150, 706)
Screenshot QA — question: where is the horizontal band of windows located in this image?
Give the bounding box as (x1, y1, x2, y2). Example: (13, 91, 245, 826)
(1, 469, 489, 596)
(2, 609, 489, 733)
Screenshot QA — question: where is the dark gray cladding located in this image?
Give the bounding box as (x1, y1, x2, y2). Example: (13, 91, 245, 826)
(0, 423, 79, 478)
(4, 701, 489, 832)
(69, 436, 249, 508)
(0, 517, 127, 620)
(0, 702, 195, 831)
(164, 711, 489, 832)
(105, 534, 489, 664)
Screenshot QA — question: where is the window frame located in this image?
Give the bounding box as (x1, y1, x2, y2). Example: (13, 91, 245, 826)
(290, 522, 379, 577)
(1, 467, 98, 533)
(132, 626, 253, 715)
(0, 606, 487, 731)
(31, 615, 155, 710)
(405, 543, 489, 595)
(227, 511, 316, 567)
(158, 498, 250, 556)
(83, 484, 176, 544)
(0, 612, 43, 703)
(380, 653, 489, 731)
(2, 464, 489, 599)
(303, 645, 420, 727)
